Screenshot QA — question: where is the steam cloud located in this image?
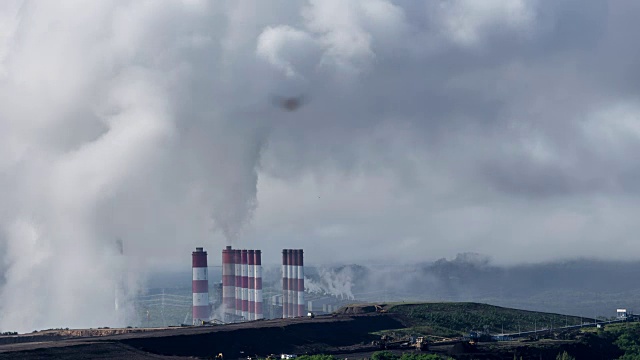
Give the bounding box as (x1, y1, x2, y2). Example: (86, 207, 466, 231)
(305, 266, 356, 300)
(1, 0, 640, 332)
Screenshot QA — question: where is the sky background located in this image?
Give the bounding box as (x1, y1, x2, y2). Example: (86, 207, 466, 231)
(1, 0, 640, 331)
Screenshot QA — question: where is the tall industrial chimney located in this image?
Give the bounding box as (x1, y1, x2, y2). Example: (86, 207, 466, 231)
(192, 247, 210, 325)
(297, 249, 305, 316)
(255, 250, 263, 319)
(222, 246, 263, 322)
(289, 249, 299, 317)
(241, 249, 248, 320)
(282, 249, 304, 318)
(282, 249, 289, 318)
(222, 246, 235, 317)
(234, 249, 242, 317)
(248, 250, 255, 320)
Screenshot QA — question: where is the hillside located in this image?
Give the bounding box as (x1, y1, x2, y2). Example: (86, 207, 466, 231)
(313, 257, 640, 317)
(0, 302, 619, 359)
(338, 302, 590, 337)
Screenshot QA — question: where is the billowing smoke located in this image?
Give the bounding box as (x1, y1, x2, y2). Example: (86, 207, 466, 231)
(305, 266, 358, 300)
(2, 0, 640, 332)
(0, 1, 275, 332)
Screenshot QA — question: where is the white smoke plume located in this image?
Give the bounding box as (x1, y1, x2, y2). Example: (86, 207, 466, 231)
(305, 267, 355, 300)
(0, 1, 274, 332)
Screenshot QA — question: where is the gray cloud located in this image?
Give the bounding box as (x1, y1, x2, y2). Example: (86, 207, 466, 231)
(1, 0, 640, 331)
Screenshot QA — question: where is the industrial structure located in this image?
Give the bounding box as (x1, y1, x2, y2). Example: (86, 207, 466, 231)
(282, 249, 304, 318)
(192, 247, 210, 324)
(222, 246, 263, 321)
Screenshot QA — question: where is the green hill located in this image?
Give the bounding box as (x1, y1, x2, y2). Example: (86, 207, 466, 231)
(338, 302, 591, 338)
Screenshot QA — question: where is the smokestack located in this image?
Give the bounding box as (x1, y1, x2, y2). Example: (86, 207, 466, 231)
(248, 250, 255, 321)
(192, 247, 210, 325)
(297, 249, 305, 316)
(290, 249, 297, 317)
(241, 249, 248, 320)
(282, 249, 288, 318)
(280, 249, 305, 318)
(234, 249, 241, 317)
(222, 246, 235, 318)
(255, 250, 263, 320)
(288, 249, 295, 317)
(222, 246, 262, 322)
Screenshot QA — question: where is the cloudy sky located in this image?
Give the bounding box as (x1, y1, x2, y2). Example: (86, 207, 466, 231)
(1, 0, 640, 330)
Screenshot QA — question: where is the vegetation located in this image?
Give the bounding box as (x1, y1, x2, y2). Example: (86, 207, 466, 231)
(555, 351, 575, 360)
(373, 325, 461, 340)
(370, 351, 452, 360)
(615, 330, 640, 359)
(563, 322, 640, 359)
(296, 354, 452, 360)
(582, 322, 640, 359)
(386, 302, 587, 335)
(296, 355, 337, 360)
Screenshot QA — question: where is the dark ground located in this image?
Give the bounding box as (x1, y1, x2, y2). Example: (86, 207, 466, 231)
(0, 342, 186, 359)
(0, 314, 405, 359)
(0, 313, 619, 360)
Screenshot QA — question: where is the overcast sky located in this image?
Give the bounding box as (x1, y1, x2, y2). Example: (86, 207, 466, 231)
(1, 0, 640, 330)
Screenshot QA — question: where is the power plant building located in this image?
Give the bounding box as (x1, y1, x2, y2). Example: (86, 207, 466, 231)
(282, 249, 304, 318)
(222, 246, 263, 321)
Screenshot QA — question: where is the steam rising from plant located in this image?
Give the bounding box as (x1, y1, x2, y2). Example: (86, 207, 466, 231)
(305, 267, 356, 300)
(0, 1, 273, 332)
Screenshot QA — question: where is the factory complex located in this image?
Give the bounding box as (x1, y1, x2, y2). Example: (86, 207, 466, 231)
(191, 246, 307, 325)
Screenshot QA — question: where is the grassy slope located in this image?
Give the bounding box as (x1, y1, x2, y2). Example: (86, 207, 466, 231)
(344, 302, 591, 338)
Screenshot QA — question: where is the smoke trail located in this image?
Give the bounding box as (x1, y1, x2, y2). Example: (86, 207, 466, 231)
(0, 1, 275, 332)
(305, 266, 356, 300)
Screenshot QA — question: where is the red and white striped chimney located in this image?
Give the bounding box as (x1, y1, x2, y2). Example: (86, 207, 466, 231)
(241, 250, 248, 320)
(297, 250, 305, 316)
(247, 250, 255, 321)
(292, 249, 303, 317)
(290, 249, 296, 317)
(192, 247, 210, 325)
(291, 249, 298, 317)
(222, 246, 235, 317)
(255, 250, 263, 320)
(234, 250, 242, 317)
(281, 249, 305, 318)
(282, 249, 289, 318)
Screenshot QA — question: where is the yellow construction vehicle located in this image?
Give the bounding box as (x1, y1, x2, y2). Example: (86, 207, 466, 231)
(414, 337, 428, 351)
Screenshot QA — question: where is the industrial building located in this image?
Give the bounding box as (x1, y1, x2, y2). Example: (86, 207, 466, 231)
(222, 246, 263, 322)
(191, 246, 316, 324)
(282, 249, 304, 318)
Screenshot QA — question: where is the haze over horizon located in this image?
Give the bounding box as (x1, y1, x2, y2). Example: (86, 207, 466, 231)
(2, 0, 640, 331)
